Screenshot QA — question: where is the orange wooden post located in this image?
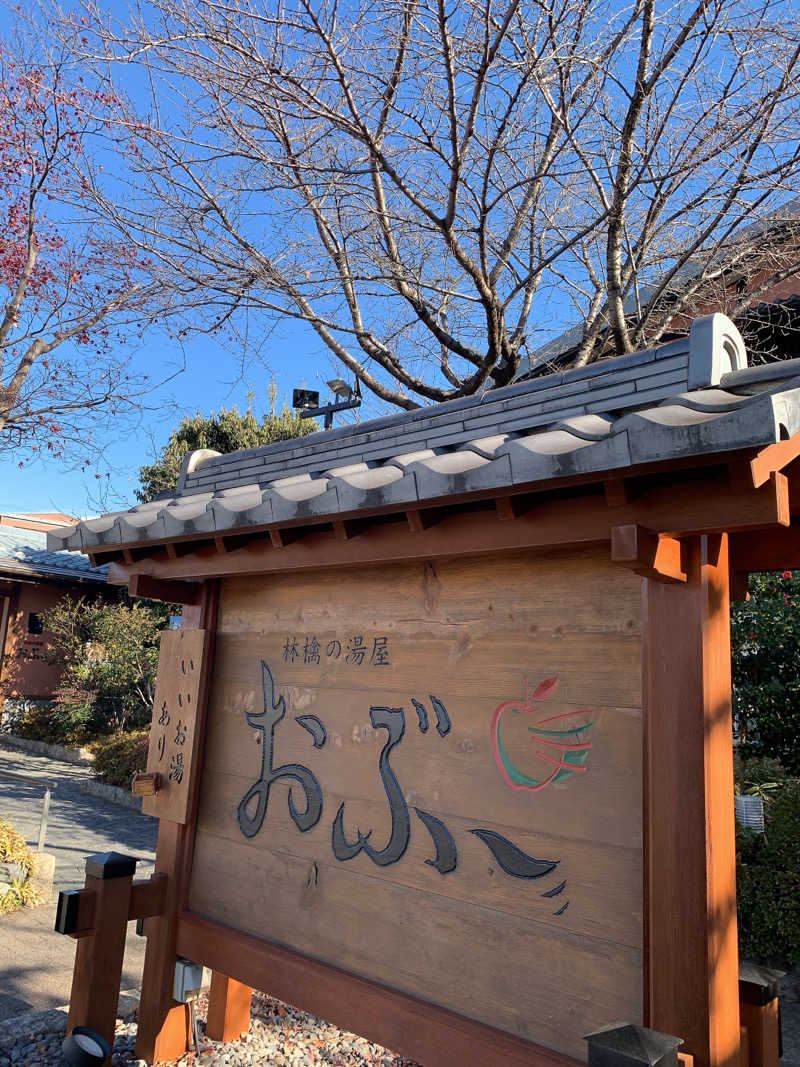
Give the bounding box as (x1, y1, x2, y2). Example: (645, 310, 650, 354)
(739, 963, 783, 1067)
(643, 534, 740, 1067)
(206, 972, 253, 1042)
(135, 587, 218, 1065)
(65, 852, 137, 1063)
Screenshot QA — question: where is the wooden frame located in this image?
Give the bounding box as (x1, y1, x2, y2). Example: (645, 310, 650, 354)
(71, 434, 800, 1067)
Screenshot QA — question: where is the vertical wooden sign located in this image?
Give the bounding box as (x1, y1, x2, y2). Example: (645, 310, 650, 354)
(143, 628, 208, 824)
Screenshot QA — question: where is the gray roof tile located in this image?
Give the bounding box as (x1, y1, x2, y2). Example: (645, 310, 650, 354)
(44, 314, 800, 555)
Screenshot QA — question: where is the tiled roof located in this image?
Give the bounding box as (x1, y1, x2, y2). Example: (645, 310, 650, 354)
(47, 313, 800, 555)
(0, 526, 108, 582)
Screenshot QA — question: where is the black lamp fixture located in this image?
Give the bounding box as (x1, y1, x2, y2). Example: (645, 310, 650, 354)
(293, 377, 362, 429)
(62, 1025, 110, 1066)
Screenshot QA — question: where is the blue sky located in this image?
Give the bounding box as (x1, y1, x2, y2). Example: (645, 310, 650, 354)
(0, 3, 383, 519)
(2, 313, 358, 518)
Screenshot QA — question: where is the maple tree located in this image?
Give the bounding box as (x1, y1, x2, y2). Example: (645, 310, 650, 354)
(0, 39, 157, 466)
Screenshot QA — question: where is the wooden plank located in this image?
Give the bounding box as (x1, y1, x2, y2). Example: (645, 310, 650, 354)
(176, 912, 584, 1067)
(642, 535, 739, 1067)
(128, 574, 202, 605)
(730, 525, 800, 572)
(106, 468, 789, 584)
(135, 584, 219, 1065)
(186, 549, 643, 1060)
(142, 629, 209, 824)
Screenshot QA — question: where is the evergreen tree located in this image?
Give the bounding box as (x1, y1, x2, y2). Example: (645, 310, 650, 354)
(137, 393, 315, 502)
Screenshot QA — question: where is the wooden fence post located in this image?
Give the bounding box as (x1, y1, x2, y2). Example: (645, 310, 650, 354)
(64, 852, 137, 1062)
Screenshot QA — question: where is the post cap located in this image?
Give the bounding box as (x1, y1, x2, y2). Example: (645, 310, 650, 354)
(585, 1023, 683, 1067)
(739, 959, 785, 1005)
(85, 852, 138, 880)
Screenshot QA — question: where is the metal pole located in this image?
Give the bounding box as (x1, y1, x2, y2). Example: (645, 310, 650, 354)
(38, 786, 51, 852)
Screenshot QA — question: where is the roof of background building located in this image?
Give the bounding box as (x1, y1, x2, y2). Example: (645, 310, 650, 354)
(47, 313, 800, 556)
(516, 198, 800, 376)
(0, 525, 108, 583)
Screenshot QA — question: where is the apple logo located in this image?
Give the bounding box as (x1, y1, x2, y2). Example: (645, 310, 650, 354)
(490, 675, 594, 792)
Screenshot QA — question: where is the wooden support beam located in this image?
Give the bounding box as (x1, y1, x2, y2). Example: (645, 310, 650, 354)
(643, 535, 740, 1067)
(135, 583, 219, 1066)
(748, 436, 800, 489)
(65, 852, 138, 1059)
(611, 525, 687, 583)
(176, 912, 582, 1067)
(128, 574, 202, 605)
(56, 873, 168, 940)
(730, 524, 800, 572)
(108, 467, 790, 584)
(739, 1000, 780, 1067)
(128, 874, 168, 921)
(206, 973, 252, 1043)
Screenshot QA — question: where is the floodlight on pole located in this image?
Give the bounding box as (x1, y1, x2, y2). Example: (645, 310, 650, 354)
(292, 376, 362, 429)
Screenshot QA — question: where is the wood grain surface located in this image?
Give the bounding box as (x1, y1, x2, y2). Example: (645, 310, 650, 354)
(143, 628, 209, 823)
(187, 548, 644, 1059)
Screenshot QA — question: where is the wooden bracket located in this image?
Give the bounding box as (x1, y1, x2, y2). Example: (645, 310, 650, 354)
(128, 573, 202, 605)
(747, 436, 800, 489)
(611, 525, 687, 583)
(55, 872, 168, 940)
(406, 507, 447, 533)
(269, 526, 307, 548)
(494, 495, 534, 521)
(333, 518, 372, 541)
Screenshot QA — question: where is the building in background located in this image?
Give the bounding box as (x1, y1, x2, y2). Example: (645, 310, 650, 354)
(0, 513, 108, 719)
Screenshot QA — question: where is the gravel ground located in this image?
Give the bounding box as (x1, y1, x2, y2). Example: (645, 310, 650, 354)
(0, 991, 421, 1067)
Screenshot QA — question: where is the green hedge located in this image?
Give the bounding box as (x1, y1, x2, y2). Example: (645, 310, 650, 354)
(91, 730, 150, 789)
(736, 779, 800, 962)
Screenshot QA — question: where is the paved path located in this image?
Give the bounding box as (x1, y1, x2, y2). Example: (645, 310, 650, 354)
(0, 740, 157, 1021)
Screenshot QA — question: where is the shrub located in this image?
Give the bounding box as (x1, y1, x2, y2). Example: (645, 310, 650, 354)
(12, 692, 93, 747)
(91, 730, 150, 789)
(42, 595, 173, 737)
(0, 819, 40, 915)
(736, 779, 800, 962)
(732, 570, 800, 774)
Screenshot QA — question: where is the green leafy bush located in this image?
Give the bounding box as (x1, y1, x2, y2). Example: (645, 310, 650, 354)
(91, 730, 150, 789)
(732, 570, 800, 774)
(11, 692, 93, 747)
(0, 819, 39, 915)
(736, 779, 800, 962)
(41, 596, 172, 737)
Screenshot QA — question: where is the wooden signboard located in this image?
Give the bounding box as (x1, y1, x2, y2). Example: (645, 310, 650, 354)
(188, 548, 643, 1060)
(143, 628, 209, 824)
